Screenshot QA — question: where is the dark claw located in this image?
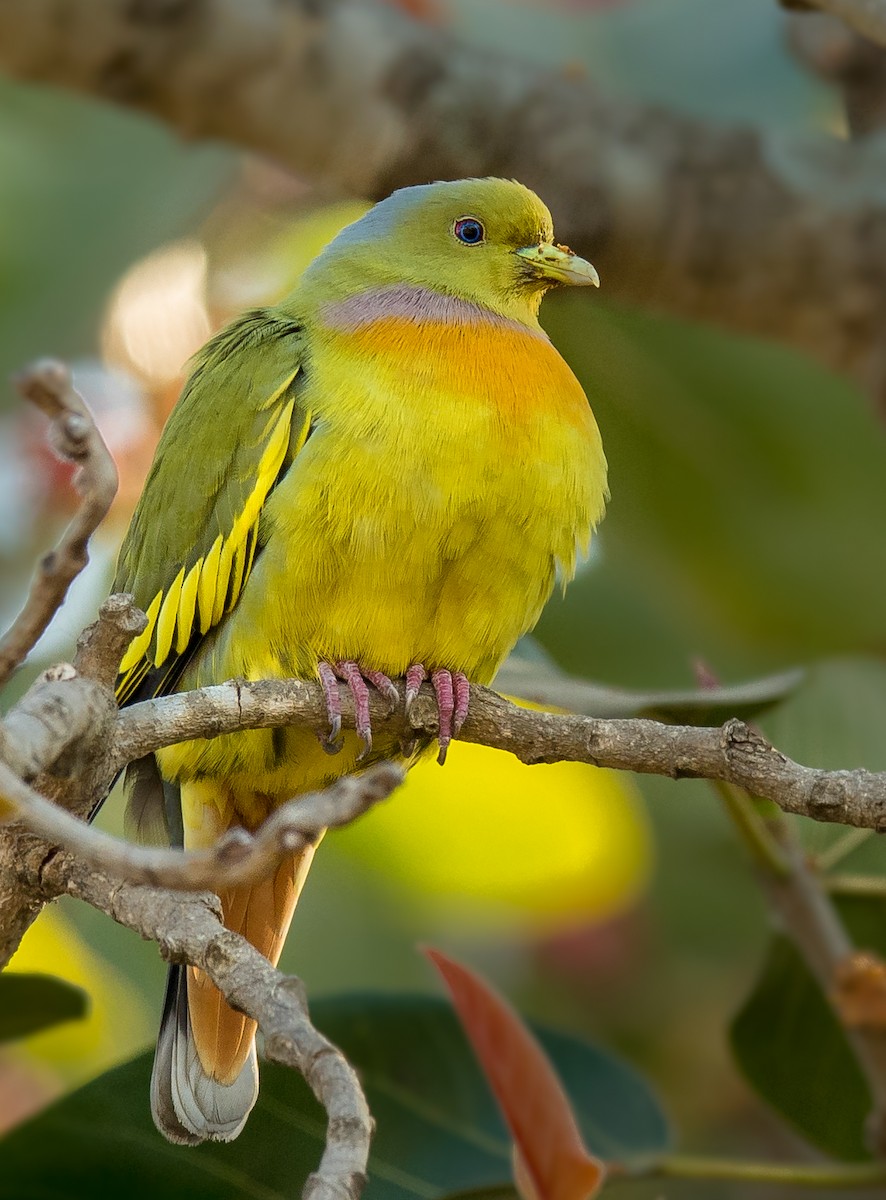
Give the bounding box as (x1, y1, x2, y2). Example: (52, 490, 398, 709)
(323, 718, 344, 756)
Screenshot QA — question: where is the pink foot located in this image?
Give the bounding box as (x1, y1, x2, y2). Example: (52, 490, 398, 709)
(316, 661, 399, 758)
(404, 663, 428, 711)
(404, 664, 470, 764)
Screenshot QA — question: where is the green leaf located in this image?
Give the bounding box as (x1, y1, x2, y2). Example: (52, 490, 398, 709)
(328, 994, 670, 1186)
(731, 936, 869, 1161)
(0, 994, 670, 1199)
(0, 78, 233, 387)
(0, 973, 87, 1042)
(535, 297, 886, 689)
(499, 655, 803, 723)
(730, 895, 886, 1161)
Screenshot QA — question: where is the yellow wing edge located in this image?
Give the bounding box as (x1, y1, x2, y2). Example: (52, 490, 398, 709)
(116, 384, 308, 705)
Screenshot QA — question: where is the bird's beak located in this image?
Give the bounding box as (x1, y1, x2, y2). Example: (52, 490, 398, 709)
(515, 242, 600, 288)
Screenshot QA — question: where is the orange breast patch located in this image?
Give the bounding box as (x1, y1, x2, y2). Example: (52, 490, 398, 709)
(337, 318, 592, 430)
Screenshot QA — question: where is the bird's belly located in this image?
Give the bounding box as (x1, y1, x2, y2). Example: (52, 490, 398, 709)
(249, 427, 561, 682)
(164, 320, 605, 798)
(299, 489, 556, 683)
(164, 475, 554, 798)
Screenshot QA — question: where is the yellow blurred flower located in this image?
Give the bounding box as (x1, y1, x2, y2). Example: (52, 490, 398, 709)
(333, 734, 652, 934)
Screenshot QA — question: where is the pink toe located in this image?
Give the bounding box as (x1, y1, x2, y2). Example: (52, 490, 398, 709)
(317, 661, 343, 753)
(363, 668, 400, 712)
(432, 668, 455, 765)
(405, 663, 427, 707)
(453, 672, 470, 736)
(338, 661, 372, 757)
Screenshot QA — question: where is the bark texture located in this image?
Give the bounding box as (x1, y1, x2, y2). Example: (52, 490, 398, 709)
(1, 1, 886, 399)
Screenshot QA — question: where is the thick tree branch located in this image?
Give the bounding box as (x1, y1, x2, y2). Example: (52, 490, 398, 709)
(0, 593, 144, 967)
(7, 647, 885, 919)
(5, 611, 886, 1180)
(0, 362, 117, 687)
(1, 2, 886, 399)
(3, 594, 886, 978)
(40, 854, 371, 1200)
(111, 676, 886, 832)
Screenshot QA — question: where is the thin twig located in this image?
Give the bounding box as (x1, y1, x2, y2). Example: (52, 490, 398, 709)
(712, 762, 886, 1152)
(74, 593, 147, 688)
(827, 873, 886, 896)
(815, 827, 877, 872)
(0, 593, 146, 793)
(760, 823, 886, 1154)
(655, 1153, 886, 1187)
(0, 362, 118, 687)
(710, 779, 791, 878)
(0, 757, 402, 891)
(698, 655, 886, 1151)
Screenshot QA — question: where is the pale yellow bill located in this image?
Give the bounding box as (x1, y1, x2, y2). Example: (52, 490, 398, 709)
(515, 242, 600, 287)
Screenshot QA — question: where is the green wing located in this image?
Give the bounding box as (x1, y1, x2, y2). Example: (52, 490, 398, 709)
(114, 309, 311, 705)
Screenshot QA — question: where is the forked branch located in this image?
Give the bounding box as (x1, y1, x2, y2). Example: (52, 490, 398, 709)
(0, 362, 117, 687)
(42, 853, 372, 1200)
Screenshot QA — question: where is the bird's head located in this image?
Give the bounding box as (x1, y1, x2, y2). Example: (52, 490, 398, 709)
(300, 178, 599, 327)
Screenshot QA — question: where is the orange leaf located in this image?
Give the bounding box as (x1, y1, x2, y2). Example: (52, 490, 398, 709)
(424, 947, 606, 1200)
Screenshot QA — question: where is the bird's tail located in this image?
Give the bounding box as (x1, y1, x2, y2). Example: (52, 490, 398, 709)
(150, 842, 317, 1143)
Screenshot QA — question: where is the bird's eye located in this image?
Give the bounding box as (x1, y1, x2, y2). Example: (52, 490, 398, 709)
(453, 217, 485, 245)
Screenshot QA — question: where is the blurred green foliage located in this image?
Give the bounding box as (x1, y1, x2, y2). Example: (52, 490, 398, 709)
(731, 894, 886, 1163)
(453, 0, 833, 127)
(0, 975, 86, 1043)
(1, 1, 885, 1196)
(0, 80, 232, 393)
(539, 297, 886, 687)
(0, 995, 669, 1198)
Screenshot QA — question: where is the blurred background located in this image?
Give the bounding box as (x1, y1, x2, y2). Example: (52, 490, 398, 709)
(2, 0, 886, 1195)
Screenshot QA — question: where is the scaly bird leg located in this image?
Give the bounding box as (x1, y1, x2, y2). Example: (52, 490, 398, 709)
(316, 660, 399, 758)
(317, 662, 344, 754)
(404, 663, 427, 711)
(452, 671, 470, 737)
(404, 664, 470, 765)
